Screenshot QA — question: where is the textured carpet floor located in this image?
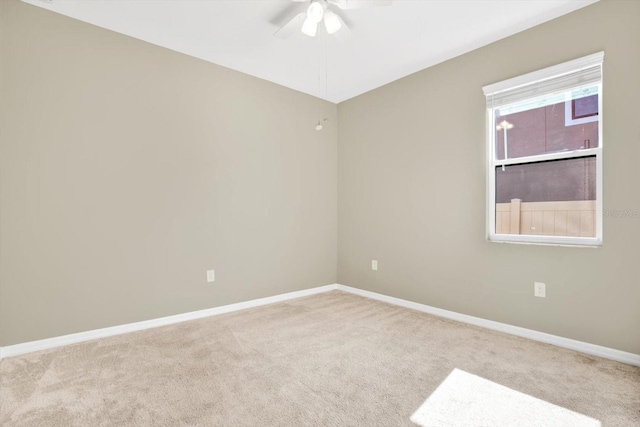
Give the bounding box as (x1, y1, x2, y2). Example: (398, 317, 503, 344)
(1, 291, 639, 426)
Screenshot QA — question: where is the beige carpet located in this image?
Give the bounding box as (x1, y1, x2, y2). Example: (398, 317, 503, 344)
(410, 368, 601, 426)
(1, 291, 638, 426)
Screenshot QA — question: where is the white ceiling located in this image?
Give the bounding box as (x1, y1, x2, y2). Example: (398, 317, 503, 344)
(22, 0, 598, 103)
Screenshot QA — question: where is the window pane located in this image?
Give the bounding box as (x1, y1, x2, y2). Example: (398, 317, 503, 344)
(495, 86, 599, 160)
(495, 157, 596, 237)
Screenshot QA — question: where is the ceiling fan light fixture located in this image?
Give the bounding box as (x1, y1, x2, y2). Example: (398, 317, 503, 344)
(301, 17, 318, 36)
(307, 1, 324, 23)
(324, 11, 342, 34)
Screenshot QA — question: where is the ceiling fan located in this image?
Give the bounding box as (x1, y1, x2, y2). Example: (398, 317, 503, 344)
(274, 0, 393, 39)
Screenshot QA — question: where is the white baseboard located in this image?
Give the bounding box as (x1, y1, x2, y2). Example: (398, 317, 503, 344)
(0, 284, 339, 359)
(336, 284, 640, 367)
(2, 282, 638, 367)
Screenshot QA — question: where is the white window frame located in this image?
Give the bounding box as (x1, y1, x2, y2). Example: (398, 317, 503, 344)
(483, 52, 604, 247)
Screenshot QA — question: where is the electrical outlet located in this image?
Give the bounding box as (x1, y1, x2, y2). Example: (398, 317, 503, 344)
(534, 282, 546, 298)
(371, 260, 378, 271)
(207, 270, 215, 283)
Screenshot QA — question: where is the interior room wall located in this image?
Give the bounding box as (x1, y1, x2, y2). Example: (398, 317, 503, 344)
(2, 0, 638, 356)
(0, 0, 337, 346)
(337, 0, 640, 354)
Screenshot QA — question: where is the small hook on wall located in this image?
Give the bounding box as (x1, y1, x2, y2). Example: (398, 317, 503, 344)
(315, 118, 329, 131)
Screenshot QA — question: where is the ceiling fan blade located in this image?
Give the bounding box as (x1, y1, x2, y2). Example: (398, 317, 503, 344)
(274, 12, 306, 39)
(330, 0, 392, 10)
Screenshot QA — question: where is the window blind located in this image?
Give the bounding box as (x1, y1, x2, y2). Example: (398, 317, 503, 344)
(482, 52, 604, 109)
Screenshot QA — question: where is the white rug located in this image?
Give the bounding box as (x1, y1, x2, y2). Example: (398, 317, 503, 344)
(411, 369, 601, 427)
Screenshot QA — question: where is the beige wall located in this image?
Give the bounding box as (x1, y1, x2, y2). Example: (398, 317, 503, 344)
(338, 0, 640, 354)
(2, 0, 638, 355)
(0, 0, 337, 346)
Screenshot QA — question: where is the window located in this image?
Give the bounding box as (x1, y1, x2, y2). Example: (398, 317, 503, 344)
(483, 52, 604, 246)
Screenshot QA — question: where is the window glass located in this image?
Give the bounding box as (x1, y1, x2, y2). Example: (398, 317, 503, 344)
(495, 157, 596, 237)
(495, 87, 599, 161)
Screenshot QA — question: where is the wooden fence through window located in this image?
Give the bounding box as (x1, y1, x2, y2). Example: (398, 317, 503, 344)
(496, 199, 596, 237)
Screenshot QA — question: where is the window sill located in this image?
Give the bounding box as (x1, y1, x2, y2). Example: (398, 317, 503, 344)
(488, 234, 602, 248)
